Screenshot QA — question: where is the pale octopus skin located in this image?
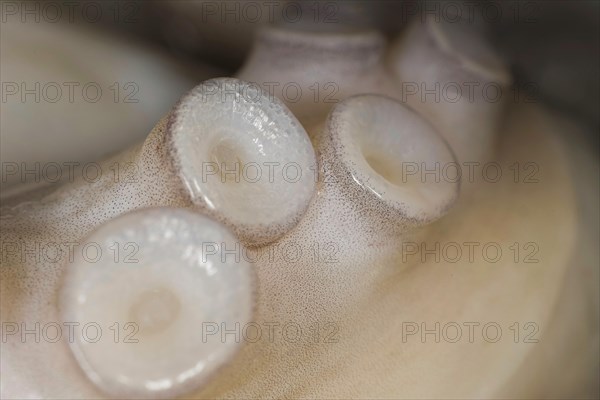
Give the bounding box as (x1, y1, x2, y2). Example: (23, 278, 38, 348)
(1, 21, 598, 400)
(0, 17, 215, 193)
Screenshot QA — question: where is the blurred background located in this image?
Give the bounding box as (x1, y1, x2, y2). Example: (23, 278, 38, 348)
(1, 0, 598, 192)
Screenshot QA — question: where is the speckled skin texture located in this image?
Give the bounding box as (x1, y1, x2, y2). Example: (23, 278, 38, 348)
(191, 103, 585, 400)
(0, 78, 316, 397)
(0, 117, 191, 398)
(0, 90, 459, 399)
(1, 26, 597, 400)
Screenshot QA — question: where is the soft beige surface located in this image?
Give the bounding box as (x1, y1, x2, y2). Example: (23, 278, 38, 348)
(0, 103, 595, 399)
(191, 103, 585, 399)
(0, 19, 216, 192)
